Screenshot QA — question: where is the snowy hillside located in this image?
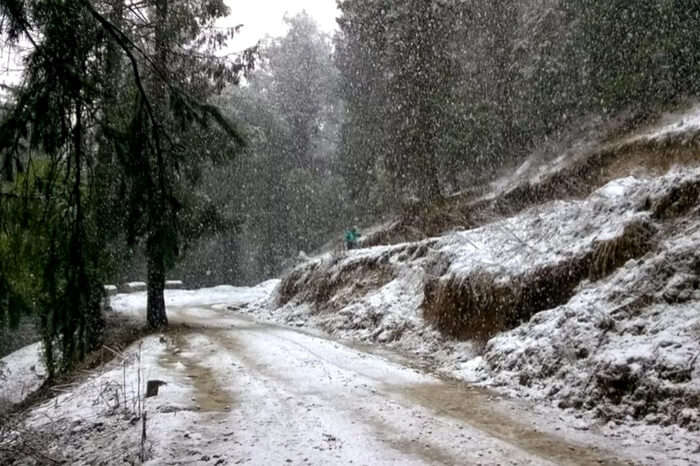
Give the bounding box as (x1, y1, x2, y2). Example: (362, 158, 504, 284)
(241, 106, 700, 461)
(262, 168, 700, 423)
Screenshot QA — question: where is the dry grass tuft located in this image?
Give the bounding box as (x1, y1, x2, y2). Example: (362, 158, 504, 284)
(423, 272, 516, 341)
(604, 144, 700, 180)
(423, 258, 588, 341)
(589, 219, 657, 280)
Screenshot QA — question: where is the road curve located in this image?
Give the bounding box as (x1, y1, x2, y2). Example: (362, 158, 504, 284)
(146, 306, 632, 466)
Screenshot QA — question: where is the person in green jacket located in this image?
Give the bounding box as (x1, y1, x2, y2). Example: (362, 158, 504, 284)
(344, 227, 360, 250)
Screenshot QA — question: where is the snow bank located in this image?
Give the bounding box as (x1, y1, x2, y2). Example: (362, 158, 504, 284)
(631, 103, 700, 142)
(13, 335, 193, 464)
(0, 281, 278, 411)
(424, 176, 657, 339)
(268, 240, 459, 360)
(123, 281, 147, 292)
(442, 175, 648, 276)
(164, 280, 184, 289)
(468, 224, 700, 430)
(276, 173, 662, 343)
(111, 280, 279, 316)
(0, 342, 45, 407)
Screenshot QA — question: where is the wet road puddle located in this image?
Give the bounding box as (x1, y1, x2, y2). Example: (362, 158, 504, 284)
(158, 330, 235, 413)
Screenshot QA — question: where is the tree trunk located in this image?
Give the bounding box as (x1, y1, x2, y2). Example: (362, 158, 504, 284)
(146, 234, 168, 329)
(424, 163, 443, 203)
(145, 0, 169, 330)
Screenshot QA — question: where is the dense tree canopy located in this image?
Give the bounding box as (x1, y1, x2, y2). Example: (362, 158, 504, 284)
(335, 0, 700, 208)
(176, 12, 347, 285)
(0, 0, 252, 373)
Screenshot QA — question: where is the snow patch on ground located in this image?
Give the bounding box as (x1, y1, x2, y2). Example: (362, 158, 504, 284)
(0, 281, 278, 411)
(468, 227, 700, 428)
(0, 342, 45, 407)
(631, 103, 700, 142)
(111, 280, 279, 316)
(14, 335, 195, 464)
(439, 176, 647, 279)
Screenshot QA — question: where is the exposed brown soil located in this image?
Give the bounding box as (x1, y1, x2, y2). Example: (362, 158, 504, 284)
(158, 330, 235, 413)
(422, 218, 657, 341)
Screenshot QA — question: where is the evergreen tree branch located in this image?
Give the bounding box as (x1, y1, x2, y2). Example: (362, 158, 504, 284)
(79, 0, 163, 149)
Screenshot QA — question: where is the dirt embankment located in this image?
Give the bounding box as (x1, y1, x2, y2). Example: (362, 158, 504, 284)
(472, 171, 700, 430)
(278, 241, 433, 314)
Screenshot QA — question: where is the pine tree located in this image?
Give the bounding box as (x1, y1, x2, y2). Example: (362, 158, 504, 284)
(0, 0, 107, 374)
(0, 0, 252, 371)
(85, 0, 251, 330)
(336, 0, 468, 206)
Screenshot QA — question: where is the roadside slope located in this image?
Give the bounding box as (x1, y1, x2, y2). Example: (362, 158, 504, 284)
(254, 106, 700, 463)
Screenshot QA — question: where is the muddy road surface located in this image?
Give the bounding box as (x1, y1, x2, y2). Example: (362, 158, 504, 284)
(141, 306, 635, 465)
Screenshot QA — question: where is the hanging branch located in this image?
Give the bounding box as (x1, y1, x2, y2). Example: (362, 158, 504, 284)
(80, 0, 165, 158)
(81, 0, 247, 203)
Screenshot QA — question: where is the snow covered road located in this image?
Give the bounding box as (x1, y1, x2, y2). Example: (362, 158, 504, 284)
(137, 305, 633, 465)
(8, 286, 664, 464)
